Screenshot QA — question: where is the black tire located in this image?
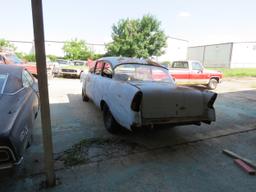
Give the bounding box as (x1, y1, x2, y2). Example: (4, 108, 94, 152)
(103, 105, 120, 133)
(207, 78, 218, 90)
(82, 89, 89, 102)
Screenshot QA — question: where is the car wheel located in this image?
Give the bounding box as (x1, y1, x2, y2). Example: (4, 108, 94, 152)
(207, 78, 218, 90)
(82, 89, 89, 102)
(103, 105, 120, 134)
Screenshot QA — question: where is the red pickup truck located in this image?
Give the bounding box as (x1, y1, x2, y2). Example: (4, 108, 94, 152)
(169, 60, 223, 90)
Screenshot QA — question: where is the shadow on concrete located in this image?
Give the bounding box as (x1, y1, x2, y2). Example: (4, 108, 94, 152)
(1, 88, 256, 183)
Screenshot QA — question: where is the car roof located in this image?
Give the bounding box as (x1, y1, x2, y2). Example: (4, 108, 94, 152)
(0, 64, 23, 78)
(97, 57, 165, 69)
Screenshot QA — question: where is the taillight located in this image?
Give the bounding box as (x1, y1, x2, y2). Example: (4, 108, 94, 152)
(208, 93, 217, 108)
(131, 91, 143, 112)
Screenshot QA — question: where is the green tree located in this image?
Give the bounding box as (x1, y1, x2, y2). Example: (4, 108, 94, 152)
(63, 39, 93, 60)
(106, 15, 167, 58)
(23, 54, 36, 62)
(47, 54, 57, 62)
(0, 39, 16, 50)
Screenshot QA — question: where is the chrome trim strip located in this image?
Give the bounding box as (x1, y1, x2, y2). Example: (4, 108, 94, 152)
(4, 87, 26, 96)
(0, 163, 13, 170)
(14, 156, 23, 166)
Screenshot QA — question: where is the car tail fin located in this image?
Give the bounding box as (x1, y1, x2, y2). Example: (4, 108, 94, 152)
(208, 93, 217, 108)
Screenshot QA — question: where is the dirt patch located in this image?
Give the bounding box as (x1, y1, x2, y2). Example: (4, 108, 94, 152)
(55, 137, 146, 167)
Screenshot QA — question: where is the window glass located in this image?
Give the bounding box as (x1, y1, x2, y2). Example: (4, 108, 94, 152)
(22, 70, 34, 87)
(0, 74, 8, 94)
(114, 64, 174, 84)
(0, 73, 22, 93)
(94, 62, 103, 75)
(191, 62, 202, 70)
(172, 61, 188, 69)
(74, 61, 85, 66)
(102, 63, 113, 78)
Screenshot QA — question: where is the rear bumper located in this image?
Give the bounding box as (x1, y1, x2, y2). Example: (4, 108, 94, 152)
(142, 116, 212, 126)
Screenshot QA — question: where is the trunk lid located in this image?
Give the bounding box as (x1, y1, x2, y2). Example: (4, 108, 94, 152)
(130, 82, 205, 119)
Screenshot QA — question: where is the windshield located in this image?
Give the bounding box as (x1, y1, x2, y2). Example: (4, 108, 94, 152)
(57, 60, 70, 65)
(114, 64, 174, 83)
(0, 74, 8, 94)
(74, 61, 85, 66)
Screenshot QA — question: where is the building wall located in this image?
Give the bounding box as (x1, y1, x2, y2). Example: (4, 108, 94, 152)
(11, 40, 106, 57)
(12, 41, 33, 54)
(231, 42, 256, 68)
(188, 43, 232, 68)
(157, 37, 188, 62)
(204, 43, 232, 68)
(187, 46, 204, 63)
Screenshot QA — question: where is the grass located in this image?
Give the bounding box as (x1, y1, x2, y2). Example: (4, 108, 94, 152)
(207, 68, 256, 77)
(60, 138, 112, 166)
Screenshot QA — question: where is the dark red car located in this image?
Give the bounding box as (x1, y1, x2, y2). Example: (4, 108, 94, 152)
(0, 51, 37, 76)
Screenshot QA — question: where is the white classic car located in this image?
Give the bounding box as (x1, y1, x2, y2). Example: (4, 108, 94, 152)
(81, 57, 217, 133)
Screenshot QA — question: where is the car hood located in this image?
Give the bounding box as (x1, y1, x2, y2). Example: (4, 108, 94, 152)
(128, 81, 212, 119)
(0, 94, 23, 137)
(60, 65, 84, 70)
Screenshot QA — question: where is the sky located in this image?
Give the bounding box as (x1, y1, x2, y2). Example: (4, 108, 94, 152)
(1, 0, 256, 46)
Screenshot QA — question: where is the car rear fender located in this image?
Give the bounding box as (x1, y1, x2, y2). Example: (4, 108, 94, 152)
(103, 81, 141, 130)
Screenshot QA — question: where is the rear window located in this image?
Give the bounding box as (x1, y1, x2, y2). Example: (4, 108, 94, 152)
(172, 61, 189, 69)
(114, 64, 174, 84)
(0, 74, 8, 93)
(0, 73, 22, 94)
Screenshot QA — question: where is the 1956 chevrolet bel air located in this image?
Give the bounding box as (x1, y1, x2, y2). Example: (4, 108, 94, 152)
(81, 57, 217, 133)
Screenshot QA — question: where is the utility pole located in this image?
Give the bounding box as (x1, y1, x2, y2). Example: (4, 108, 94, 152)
(31, 0, 56, 187)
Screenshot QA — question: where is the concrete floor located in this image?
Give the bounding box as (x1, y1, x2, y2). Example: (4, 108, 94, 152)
(1, 77, 256, 192)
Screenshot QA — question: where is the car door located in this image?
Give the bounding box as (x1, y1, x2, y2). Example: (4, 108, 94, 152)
(189, 61, 207, 84)
(16, 70, 39, 154)
(84, 67, 94, 99)
(170, 61, 190, 84)
(22, 70, 39, 117)
(89, 61, 104, 106)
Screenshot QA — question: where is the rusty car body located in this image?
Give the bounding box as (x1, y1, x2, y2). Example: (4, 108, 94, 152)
(0, 64, 39, 169)
(81, 57, 217, 133)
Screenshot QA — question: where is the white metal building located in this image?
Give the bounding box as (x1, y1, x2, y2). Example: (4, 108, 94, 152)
(10, 40, 106, 57)
(157, 36, 188, 62)
(187, 42, 256, 68)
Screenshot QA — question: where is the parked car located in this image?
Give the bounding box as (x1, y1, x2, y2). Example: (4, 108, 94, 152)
(0, 51, 52, 78)
(81, 57, 217, 133)
(169, 60, 223, 89)
(0, 64, 39, 169)
(53, 59, 86, 78)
